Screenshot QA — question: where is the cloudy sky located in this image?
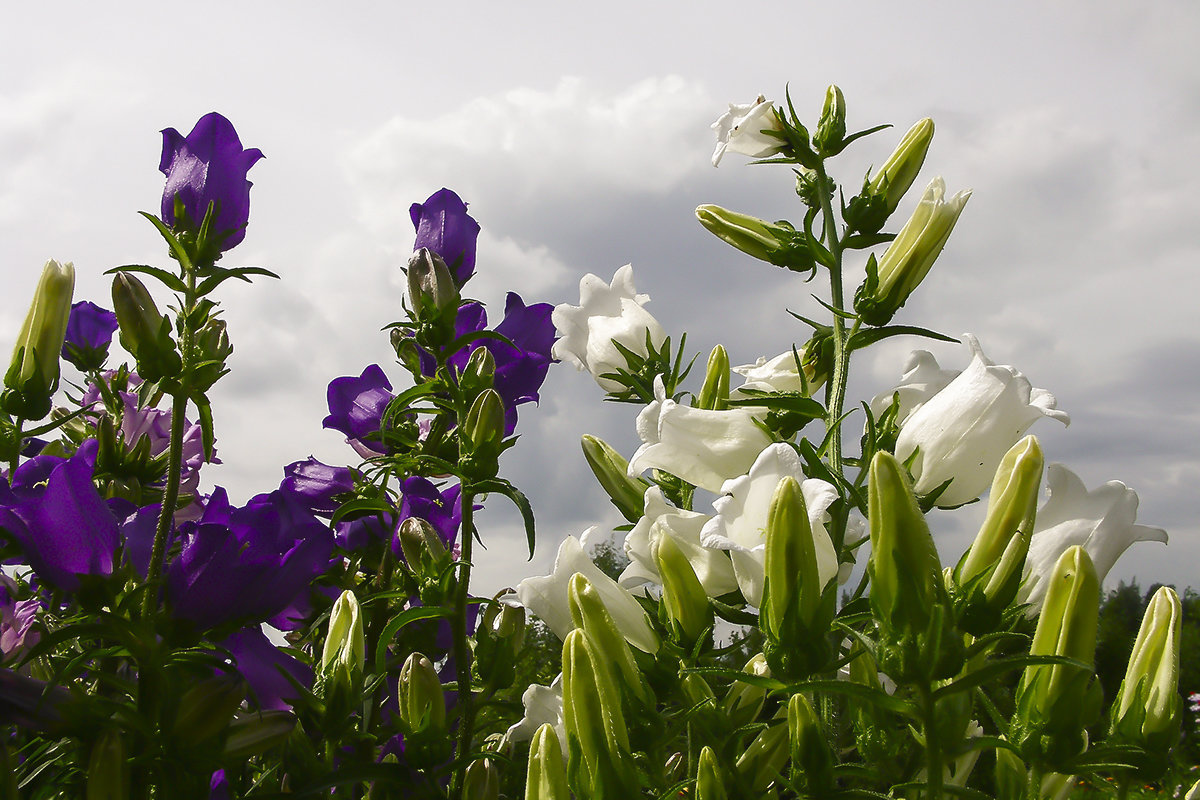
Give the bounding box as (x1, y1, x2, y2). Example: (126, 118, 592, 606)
(3, 1, 1198, 595)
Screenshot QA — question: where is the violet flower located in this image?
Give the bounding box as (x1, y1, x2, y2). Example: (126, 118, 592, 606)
(159, 112, 264, 251)
(397, 476, 462, 548)
(323, 364, 395, 455)
(280, 457, 354, 516)
(0, 440, 117, 592)
(166, 488, 334, 632)
(61, 301, 119, 371)
(0, 576, 40, 659)
(220, 627, 313, 712)
(410, 188, 480, 286)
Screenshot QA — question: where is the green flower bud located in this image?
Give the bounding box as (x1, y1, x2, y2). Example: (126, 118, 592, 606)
(463, 757, 500, 800)
(459, 346, 496, 402)
(654, 532, 712, 647)
(993, 747, 1027, 800)
(867, 118, 935, 214)
(562, 629, 637, 795)
(814, 85, 847, 156)
(111, 272, 182, 382)
(475, 592, 526, 687)
(462, 388, 506, 474)
(1011, 545, 1101, 766)
(854, 177, 971, 326)
(722, 652, 771, 728)
(319, 590, 365, 700)
(223, 710, 296, 759)
(398, 652, 446, 737)
(1110, 586, 1182, 752)
(191, 315, 234, 393)
(695, 205, 810, 270)
(696, 746, 727, 800)
(3, 260, 75, 420)
(525, 723, 569, 800)
(788, 693, 832, 794)
(86, 729, 128, 800)
(680, 672, 718, 721)
(696, 344, 730, 411)
(397, 516, 450, 579)
(408, 248, 460, 319)
(567, 573, 653, 707)
(580, 435, 651, 524)
(953, 435, 1043, 634)
(1185, 778, 1200, 800)
(736, 714, 789, 793)
(172, 674, 246, 745)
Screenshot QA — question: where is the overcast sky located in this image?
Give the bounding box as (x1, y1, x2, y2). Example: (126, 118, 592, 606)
(3, 1, 1198, 595)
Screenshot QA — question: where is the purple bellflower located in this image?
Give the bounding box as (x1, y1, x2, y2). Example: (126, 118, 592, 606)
(280, 457, 354, 516)
(411, 188, 480, 286)
(166, 488, 334, 632)
(160, 112, 264, 251)
(0, 576, 40, 658)
(220, 626, 313, 712)
(396, 476, 463, 550)
(323, 364, 395, 456)
(0, 440, 117, 592)
(61, 301, 119, 372)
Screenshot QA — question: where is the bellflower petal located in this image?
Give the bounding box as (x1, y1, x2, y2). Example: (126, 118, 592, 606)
(515, 533, 658, 653)
(61, 301, 119, 371)
(628, 376, 772, 493)
(221, 627, 313, 711)
(711, 96, 786, 167)
(700, 443, 838, 607)
(410, 188, 480, 286)
(159, 112, 263, 250)
(323, 364, 395, 453)
(619, 487, 738, 598)
(398, 476, 462, 547)
(504, 674, 565, 748)
(552, 265, 666, 393)
(890, 335, 1069, 507)
(280, 457, 354, 516)
(1020, 464, 1167, 612)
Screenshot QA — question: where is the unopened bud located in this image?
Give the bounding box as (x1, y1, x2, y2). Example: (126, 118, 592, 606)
(654, 533, 712, 647)
(736, 715, 790, 792)
(695, 205, 811, 270)
(788, 693, 833, 794)
(696, 746, 728, 800)
(567, 573, 653, 707)
(562, 629, 636, 793)
(525, 723, 569, 800)
(111, 272, 182, 382)
(462, 389, 505, 467)
(462, 757, 500, 800)
(319, 590, 365, 700)
(1111, 586, 1182, 751)
(223, 710, 297, 759)
(814, 85, 847, 156)
(86, 729, 128, 800)
(3, 260, 75, 420)
(723, 653, 771, 728)
(191, 316, 234, 393)
(953, 435, 1042, 634)
(397, 516, 449, 576)
(398, 652, 446, 737)
(407, 248, 460, 317)
(580, 435, 650, 524)
(459, 346, 496, 402)
(854, 177, 971, 326)
(867, 118, 935, 214)
(696, 344, 730, 410)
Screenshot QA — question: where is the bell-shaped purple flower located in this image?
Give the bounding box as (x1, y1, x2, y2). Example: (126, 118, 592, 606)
(219, 627, 313, 712)
(323, 364, 395, 455)
(159, 112, 264, 251)
(0, 576, 40, 658)
(61, 301, 119, 371)
(280, 457, 354, 516)
(410, 188, 480, 286)
(397, 476, 462, 548)
(166, 488, 334, 631)
(0, 440, 117, 592)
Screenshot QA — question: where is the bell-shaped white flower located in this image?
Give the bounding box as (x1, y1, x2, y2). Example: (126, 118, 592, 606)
(700, 443, 839, 607)
(888, 334, 1069, 507)
(504, 674, 565, 748)
(552, 264, 666, 393)
(711, 96, 785, 167)
(619, 487, 738, 598)
(514, 533, 658, 653)
(732, 349, 825, 397)
(627, 376, 772, 493)
(1020, 464, 1167, 612)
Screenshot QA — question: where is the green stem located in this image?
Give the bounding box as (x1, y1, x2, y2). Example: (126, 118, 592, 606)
(141, 267, 196, 619)
(448, 488, 476, 799)
(919, 683, 944, 800)
(8, 417, 22, 478)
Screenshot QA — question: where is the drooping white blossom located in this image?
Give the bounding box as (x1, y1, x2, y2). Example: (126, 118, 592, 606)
(711, 96, 785, 167)
(619, 487, 738, 598)
(700, 443, 839, 607)
(1020, 464, 1167, 612)
(627, 376, 772, 493)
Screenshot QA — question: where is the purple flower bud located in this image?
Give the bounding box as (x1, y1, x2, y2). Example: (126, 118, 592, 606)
(0, 440, 117, 592)
(61, 301, 119, 371)
(159, 112, 264, 251)
(322, 364, 395, 454)
(410, 188, 480, 286)
(280, 457, 354, 516)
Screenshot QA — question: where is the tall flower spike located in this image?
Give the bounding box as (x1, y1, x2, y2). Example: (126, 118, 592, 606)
(159, 112, 263, 251)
